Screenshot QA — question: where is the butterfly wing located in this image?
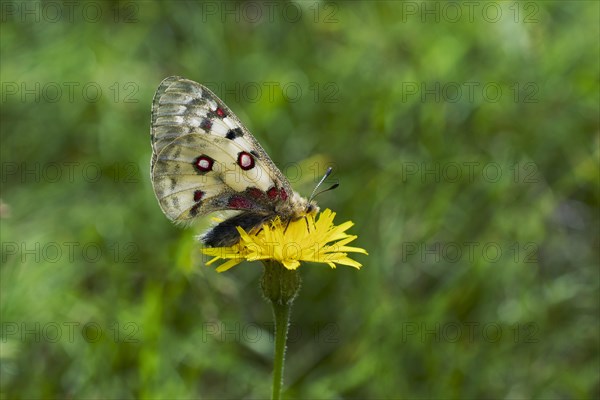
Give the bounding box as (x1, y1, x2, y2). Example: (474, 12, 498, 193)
(150, 76, 295, 224)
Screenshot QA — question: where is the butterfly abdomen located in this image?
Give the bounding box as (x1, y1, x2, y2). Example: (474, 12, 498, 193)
(202, 191, 314, 247)
(202, 212, 273, 247)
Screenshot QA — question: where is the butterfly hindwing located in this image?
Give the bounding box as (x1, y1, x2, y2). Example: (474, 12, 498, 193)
(150, 76, 296, 225)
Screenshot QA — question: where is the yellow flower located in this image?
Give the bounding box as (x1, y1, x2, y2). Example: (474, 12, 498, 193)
(202, 209, 368, 272)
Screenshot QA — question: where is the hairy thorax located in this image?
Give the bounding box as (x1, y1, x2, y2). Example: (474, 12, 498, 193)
(275, 192, 319, 221)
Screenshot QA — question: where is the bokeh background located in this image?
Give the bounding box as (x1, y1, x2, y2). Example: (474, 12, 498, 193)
(1, 1, 598, 399)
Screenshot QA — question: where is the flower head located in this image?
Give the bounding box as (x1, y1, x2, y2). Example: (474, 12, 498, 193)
(202, 209, 367, 272)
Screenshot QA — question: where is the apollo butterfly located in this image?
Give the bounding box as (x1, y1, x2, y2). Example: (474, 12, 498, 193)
(150, 77, 334, 247)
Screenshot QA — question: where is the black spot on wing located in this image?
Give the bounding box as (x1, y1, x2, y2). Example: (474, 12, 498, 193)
(190, 203, 201, 217)
(225, 128, 243, 140)
(250, 150, 260, 158)
(200, 118, 213, 132)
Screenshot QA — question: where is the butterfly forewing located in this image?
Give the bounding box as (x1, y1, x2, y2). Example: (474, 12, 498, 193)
(150, 76, 295, 223)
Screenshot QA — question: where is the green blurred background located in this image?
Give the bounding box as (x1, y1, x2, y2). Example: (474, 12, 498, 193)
(1, 1, 598, 399)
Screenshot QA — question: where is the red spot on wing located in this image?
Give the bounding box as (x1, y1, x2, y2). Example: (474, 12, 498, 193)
(279, 188, 288, 201)
(200, 118, 212, 131)
(216, 107, 226, 118)
(267, 187, 278, 200)
(248, 187, 263, 199)
(237, 152, 255, 171)
(193, 190, 204, 202)
(193, 155, 214, 173)
(228, 196, 253, 209)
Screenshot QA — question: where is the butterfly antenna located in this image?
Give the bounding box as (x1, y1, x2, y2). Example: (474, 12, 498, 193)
(309, 167, 339, 202)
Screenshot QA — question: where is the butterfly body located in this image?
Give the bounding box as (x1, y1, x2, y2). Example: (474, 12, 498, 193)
(150, 76, 318, 247)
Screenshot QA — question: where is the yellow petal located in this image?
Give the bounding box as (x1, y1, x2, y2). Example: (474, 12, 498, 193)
(215, 258, 243, 272)
(282, 259, 301, 270)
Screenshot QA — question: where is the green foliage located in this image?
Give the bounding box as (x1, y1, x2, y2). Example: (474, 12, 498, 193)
(1, 1, 598, 398)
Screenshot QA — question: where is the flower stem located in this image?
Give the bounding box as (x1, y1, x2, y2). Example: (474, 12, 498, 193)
(271, 300, 291, 400)
(260, 260, 301, 399)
